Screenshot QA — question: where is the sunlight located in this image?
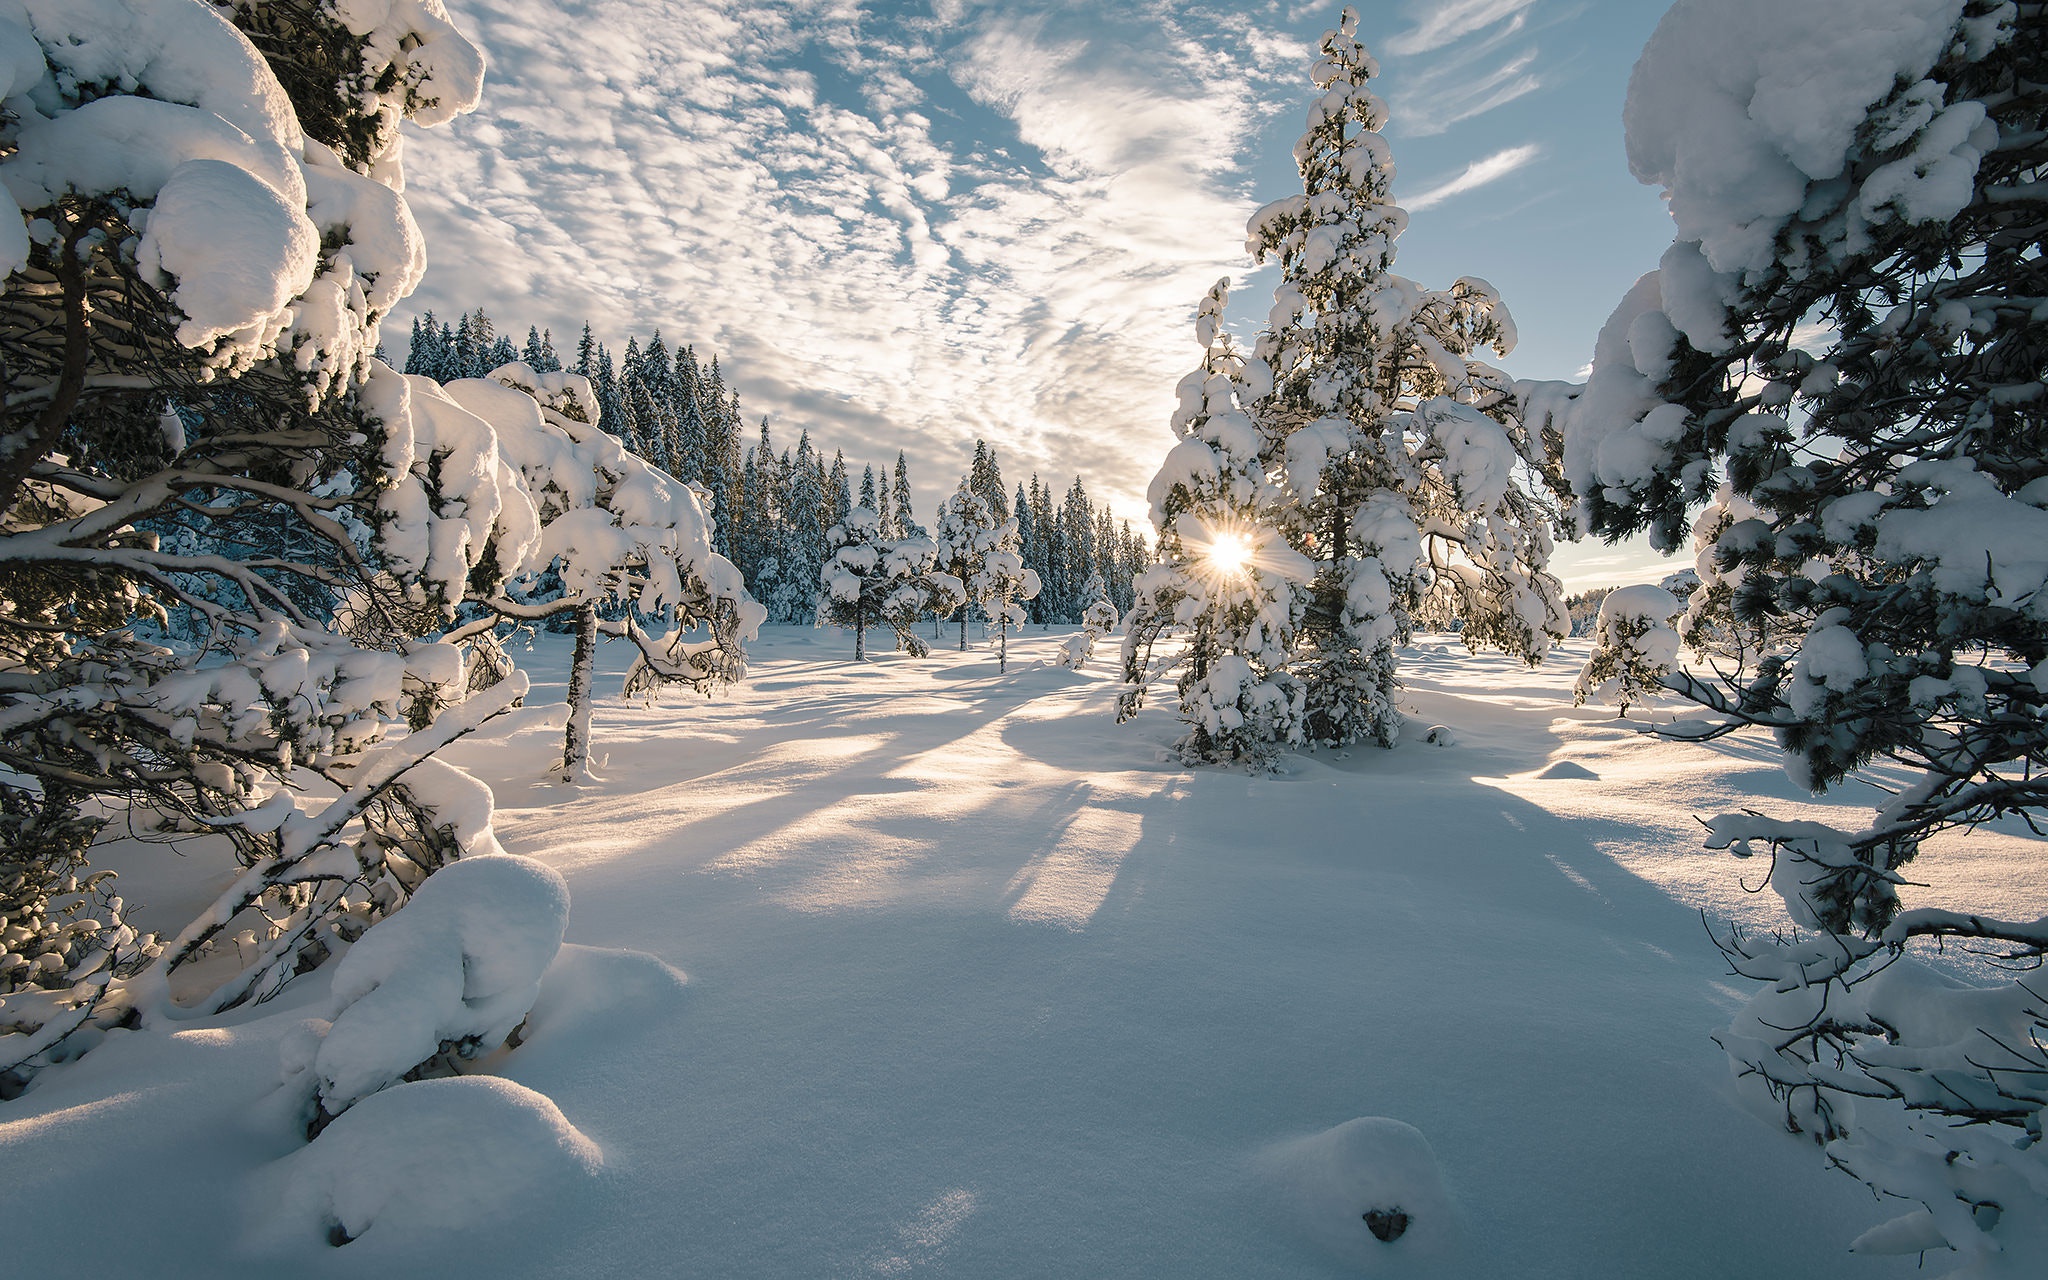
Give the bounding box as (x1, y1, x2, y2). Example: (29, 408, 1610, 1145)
(1205, 530, 1254, 578)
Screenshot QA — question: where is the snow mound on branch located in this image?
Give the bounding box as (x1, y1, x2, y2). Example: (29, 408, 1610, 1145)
(1254, 1117, 1459, 1269)
(295, 854, 569, 1120)
(1626, 0, 1967, 280)
(269, 1075, 602, 1248)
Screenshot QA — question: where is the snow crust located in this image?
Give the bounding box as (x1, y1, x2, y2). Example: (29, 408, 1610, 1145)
(8, 630, 2043, 1274)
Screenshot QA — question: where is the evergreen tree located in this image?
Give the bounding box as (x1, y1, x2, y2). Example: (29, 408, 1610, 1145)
(976, 515, 1040, 674)
(1246, 6, 1563, 747)
(828, 450, 852, 529)
(933, 480, 999, 651)
(968, 440, 1009, 522)
(574, 323, 596, 376)
(892, 452, 919, 537)
(1120, 279, 1312, 766)
(784, 433, 827, 624)
(1562, 0, 2046, 1244)
(817, 509, 958, 659)
(1014, 481, 1040, 623)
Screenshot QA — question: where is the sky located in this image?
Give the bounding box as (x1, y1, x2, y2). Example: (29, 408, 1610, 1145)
(397, 0, 1688, 591)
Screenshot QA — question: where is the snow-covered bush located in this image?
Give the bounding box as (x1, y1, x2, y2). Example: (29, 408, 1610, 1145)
(273, 1074, 603, 1247)
(282, 854, 569, 1133)
(1566, 0, 2048, 1260)
(1057, 574, 1120, 670)
(1572, 584, 1680, 714)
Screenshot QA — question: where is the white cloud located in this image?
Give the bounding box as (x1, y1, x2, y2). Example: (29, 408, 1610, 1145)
(1402, 143, 1542, 210)
(1380, 0, 1542, 57)
(398, 0, 1306, 525)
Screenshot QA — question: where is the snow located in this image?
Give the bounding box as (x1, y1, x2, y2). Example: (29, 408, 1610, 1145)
(1626, 0, 1967, 280)
(7, 627, 2042, 1274)
(265, 1075, 602, 1249)
(306, 852, 568, 1111)
(1254, 1117, 1458, 1270)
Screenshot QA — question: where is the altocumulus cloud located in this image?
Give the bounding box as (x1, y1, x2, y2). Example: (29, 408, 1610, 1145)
(399, 0, 1308, 519)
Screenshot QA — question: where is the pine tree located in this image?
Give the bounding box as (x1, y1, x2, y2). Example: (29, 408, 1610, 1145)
(1560, 1, 2046, 1243)
(574, 324, 596, 376)
(892, 452, 918, 537)
(933, 480, 999, 651)
(1121, 280, 1311, 766)
(968, 440, 1009, 522)
(859, 464, 877, 513)
(1246, 6, 1563, 747)
(817, 508, 955, 659)
(828, 450, 852, 530)
(1014, 481, 1040, 623)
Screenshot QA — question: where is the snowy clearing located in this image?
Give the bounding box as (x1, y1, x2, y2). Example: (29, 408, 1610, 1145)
(4, 625, 2041, 1276)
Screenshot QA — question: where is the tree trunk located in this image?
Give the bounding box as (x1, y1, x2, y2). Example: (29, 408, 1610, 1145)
(559, 601, 598, 783)
(998, 618, 1008, 673)
(855, 602, 866, 661)
(959, 603, 969, 652)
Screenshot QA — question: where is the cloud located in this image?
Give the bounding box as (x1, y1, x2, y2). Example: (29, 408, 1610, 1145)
(396, 0, 1308, 524)
(1380, 0, 1542, 57)
(1402, 143, 1542, 209)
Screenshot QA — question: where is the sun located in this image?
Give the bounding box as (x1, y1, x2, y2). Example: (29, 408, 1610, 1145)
(1205, 530, 1254, 578)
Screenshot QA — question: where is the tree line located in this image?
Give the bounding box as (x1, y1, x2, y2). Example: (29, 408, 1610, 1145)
(403, 313, 1150, 631)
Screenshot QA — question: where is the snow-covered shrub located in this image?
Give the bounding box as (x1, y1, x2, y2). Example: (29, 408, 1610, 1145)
(1572, 584, 1680, 714)
(273, 1075, 602, 1247)
(281, 854, 569, 1132)
(1566, 0, 2048, 1259)
(1057, 574, 1119, 670)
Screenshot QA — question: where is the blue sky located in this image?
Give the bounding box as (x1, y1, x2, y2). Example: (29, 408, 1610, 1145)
(399, 0, 1686, 589)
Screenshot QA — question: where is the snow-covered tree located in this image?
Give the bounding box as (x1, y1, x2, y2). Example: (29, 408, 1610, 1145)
(0, 0, 584, 1089)
(1572, 584, 1680, 715)
(1120, 281, 1313, 767)
(1564, 0, 2046, 1259)
(933, 480, 1000, 651)
(817, 507, 957, 659)
(435, 364, 760, 783)
(1246, 7, 1565, 748)
(974, 518, 1040, 674)
(1058, 572, 1120, 671)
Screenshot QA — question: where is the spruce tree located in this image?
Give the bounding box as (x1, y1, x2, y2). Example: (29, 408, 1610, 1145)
(1121, 280, 1312, 766)
(1246, 5, 1563, 747)
(934, 480, 999, 651)
(1562, 0, 2046, 1243)
(892, 452, 918, 537)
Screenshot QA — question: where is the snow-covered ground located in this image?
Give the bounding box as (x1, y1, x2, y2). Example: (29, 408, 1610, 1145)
(6, 625, 2042, 1276)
